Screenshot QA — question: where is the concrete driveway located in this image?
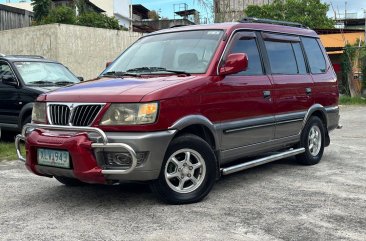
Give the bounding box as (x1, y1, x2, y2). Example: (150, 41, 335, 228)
(0, 106, 365, 241)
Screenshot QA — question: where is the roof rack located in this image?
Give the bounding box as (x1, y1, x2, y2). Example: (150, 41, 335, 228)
(4, 55, 45, 59)
(239, 17, 308, 29)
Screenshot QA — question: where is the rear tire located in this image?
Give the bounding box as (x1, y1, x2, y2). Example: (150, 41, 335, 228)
(150, 134, 217, 204)
(54, 176, 85, 186)
(296, 116, 325, 165)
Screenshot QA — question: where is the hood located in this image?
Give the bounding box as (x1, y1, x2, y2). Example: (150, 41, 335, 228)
(26, 85, 61, 93)
(42, 76, 197, 102)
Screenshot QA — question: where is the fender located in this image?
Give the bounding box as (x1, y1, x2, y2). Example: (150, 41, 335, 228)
(169, 115, 220, 151)
(17, 102, 34, 129)
(301, 104, 330, 146)
(301, 104, 328, 133)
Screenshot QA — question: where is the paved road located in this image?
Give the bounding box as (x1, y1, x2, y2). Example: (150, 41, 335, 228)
(0, 106, 365, 241)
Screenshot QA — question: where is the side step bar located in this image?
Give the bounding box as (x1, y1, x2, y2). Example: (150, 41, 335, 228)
(221, 148, 305, 176)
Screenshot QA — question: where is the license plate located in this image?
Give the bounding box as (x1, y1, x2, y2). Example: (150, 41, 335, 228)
(37, 149, 70, 169)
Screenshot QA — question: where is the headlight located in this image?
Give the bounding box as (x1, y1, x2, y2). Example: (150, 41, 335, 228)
(32, 102, 47, 124)
(100, 103, 158, 125)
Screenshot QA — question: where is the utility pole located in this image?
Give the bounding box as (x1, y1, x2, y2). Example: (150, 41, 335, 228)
(345, 1, 347, 19)
(364, 9, 366, 46)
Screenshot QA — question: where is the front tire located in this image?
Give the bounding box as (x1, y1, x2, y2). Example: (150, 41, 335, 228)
(296, 116, 325, 165)
(150, 134, 217, 204)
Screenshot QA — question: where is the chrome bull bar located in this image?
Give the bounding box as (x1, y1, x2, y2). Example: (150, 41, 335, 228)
(15, 123, 137, 175)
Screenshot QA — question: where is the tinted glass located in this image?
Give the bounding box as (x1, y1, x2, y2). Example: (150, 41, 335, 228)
(229, 37, 263, 75)
(0, 62, 14, 78)
(265, 41, 298, 74)
(302, 37, 327, 74)
(292, 43, 307, 74)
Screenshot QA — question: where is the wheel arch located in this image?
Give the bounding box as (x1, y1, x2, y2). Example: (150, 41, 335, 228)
(18, 102, 34, 130)
(302, 104, 330, 146)
(169, 115, 221, 178)
(169, 115, 219, 151)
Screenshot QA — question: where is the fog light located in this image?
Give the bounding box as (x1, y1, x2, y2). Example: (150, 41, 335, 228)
(104, 152, 147, 169)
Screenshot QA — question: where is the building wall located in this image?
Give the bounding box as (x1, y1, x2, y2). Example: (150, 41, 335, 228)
(0, 24, 142, 79)
(214, 0, 274, 22)
(0, 5, 33, 31)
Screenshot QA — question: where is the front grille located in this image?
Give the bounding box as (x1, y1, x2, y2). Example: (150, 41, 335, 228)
(49, 105, 70, 125)
(48, 103, 104, 126)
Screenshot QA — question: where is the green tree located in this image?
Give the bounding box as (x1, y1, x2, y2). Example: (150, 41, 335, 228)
(75, 0, 88, 15)
(77, 12, 120, 30)
(42, 6, 77, 25)
(148, 10, 160, 20)
(245, 0, 334, 29)
(341, 40, 366, 97)
(31, 0, 52, 22)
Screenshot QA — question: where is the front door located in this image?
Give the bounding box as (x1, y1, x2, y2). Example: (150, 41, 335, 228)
(202, 31, 274, 161)
(0, 61, 20, 126)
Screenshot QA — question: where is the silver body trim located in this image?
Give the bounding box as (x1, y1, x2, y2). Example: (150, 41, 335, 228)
(221, 148, 305, 175)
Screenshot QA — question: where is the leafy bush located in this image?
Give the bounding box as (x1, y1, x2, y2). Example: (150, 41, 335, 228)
(41, 6, 77, 25)
(34, 6, 122, 30)
(77, 12, 120, 30)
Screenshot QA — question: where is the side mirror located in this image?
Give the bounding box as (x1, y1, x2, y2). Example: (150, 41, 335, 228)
(219, 53, 248, 76)
(77, 76, 84, 82)
(1, 75, 18, 87)
(106, 62, 112, 68)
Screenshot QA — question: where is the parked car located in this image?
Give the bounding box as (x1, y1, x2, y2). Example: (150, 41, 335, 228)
(0, 55, 81, 135)
(16, 19, 341, 204)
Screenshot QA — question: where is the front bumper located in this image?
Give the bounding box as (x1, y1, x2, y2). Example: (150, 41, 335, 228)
(15, 124, 176, 183)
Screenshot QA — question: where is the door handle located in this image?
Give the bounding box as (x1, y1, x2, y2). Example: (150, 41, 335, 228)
(306, 88, 312, 95)
(263, 90, 271, 99)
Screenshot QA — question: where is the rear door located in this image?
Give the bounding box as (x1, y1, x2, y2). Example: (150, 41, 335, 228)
(301, 37, 338, 108)
(262, 33, 313, 139)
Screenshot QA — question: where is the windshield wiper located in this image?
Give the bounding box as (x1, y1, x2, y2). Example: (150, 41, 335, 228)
(54, 81, 76, 86)
(28, 80, 55, 86)
(102, 71, 141, 77)
(126, 67, 190, 76)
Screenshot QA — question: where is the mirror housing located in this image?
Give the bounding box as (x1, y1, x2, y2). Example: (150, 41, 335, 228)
(1, 75, 18, 87)
(77, 76, 84, 82)
(219, 53, 248, 76)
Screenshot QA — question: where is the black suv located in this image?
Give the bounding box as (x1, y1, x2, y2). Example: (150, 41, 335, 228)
(0, 55, 81, 134)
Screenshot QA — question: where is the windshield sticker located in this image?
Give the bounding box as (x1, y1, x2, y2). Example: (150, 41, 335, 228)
(207, 31, 221, 35)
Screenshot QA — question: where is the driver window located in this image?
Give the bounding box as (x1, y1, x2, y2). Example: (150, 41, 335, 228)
(0, 62, 14, 79)
(228, 33, 264, 75)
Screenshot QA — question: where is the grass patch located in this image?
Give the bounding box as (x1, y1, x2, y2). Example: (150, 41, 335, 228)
(0, 141, 21, 161)
(339, 96, 366, 105)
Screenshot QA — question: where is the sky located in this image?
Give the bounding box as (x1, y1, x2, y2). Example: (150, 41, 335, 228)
(1, 0, 365, 20)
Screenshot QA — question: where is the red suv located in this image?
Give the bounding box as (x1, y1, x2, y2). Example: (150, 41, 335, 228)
(16, 19, 340, 204)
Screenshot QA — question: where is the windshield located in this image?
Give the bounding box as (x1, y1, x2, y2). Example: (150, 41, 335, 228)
(102, 30, 224, 76)
(14, 61, 79, 86)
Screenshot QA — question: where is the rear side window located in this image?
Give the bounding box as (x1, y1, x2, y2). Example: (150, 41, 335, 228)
(265, 41, 299, 75)
(228, 35, 263, 75)
(292, 43, 307, 74)
(302, 37, 327, 74)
